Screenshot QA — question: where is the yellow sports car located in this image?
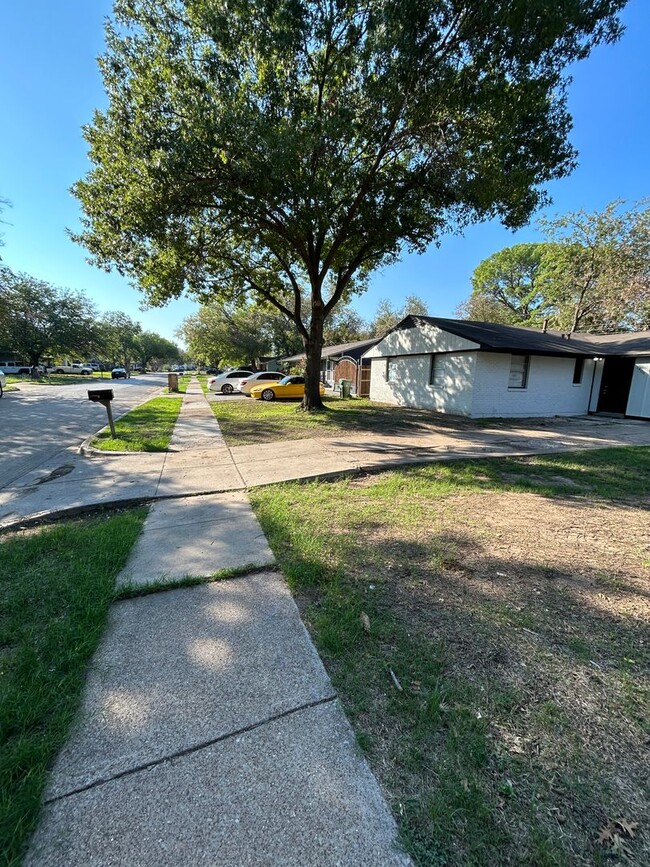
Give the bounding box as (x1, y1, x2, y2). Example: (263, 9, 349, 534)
(249, 375, 325, 401)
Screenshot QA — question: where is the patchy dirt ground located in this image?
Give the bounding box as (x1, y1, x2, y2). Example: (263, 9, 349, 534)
(252, 452, 650, 864)
(349, 490, 650, 864)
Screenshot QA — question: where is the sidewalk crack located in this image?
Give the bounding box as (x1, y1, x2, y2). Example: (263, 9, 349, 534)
(45, 694, 338, 804)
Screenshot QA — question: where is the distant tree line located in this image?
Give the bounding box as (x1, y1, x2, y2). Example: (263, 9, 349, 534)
(457, 200, 650, 333)
(177, 294, 429, 370)
(0, 266, 181, 371)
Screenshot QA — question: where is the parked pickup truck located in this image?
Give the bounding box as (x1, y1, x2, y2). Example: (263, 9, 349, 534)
(47, 362, 94, 375)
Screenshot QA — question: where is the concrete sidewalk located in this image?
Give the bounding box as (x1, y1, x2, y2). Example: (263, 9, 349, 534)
(26, 572, 411, 865)
(2, 390, 649, 532)
(0, 385, 244, 529)
(25, 384, 411, 865)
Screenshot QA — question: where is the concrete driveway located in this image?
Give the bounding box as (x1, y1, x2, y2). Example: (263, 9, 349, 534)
(228, 415, 650, 486)
(0, 374, 167, 488)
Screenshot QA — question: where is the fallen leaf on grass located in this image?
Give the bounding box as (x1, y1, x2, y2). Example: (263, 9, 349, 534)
(597, 824, 615, 846)
(597, 818, 639, 851)
(360, 611, 371, 633)
(614, 818, 638, 838)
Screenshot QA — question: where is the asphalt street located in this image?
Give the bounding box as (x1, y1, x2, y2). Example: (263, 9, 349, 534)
(0, 374, 167, 488)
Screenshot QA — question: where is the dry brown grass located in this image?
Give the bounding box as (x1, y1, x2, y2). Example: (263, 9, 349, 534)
(252, 451, 650, 865)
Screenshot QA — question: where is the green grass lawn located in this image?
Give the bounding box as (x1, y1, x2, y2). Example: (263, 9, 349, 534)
(210, 395, 483, 446)
(90, 396, 182, 452)
(0, 509, 147, 866)
(250, 447, 650, 865)
(4, 372, 119, 387)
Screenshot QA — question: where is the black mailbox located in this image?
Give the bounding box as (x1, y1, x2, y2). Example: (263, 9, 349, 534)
(88, 389, 114, 402)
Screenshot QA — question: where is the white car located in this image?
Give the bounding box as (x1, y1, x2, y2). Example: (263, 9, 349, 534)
(207, 369, 253, 394)
(0, 369, 5, 396)
(48, 363, 94, 375)
(237, 371, 285, 395)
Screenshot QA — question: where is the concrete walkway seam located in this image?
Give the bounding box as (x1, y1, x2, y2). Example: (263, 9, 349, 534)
(44, 693, 339, 805)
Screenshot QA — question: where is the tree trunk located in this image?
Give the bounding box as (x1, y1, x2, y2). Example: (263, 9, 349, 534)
(300, 307, 325, 411)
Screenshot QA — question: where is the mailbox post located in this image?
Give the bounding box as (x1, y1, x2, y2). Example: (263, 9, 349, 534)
(88, 388, 116, 437)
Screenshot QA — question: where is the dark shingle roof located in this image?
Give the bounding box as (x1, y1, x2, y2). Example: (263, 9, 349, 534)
(399, 316, 650, 357)
(281, 336, 380, 363)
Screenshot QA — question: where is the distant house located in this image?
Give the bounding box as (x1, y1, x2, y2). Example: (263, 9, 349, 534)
(280, 337, 381, 396)
(363, 316, 650, 419)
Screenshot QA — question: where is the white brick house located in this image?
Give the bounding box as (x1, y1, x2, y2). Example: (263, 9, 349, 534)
(363, 316, 650, 420)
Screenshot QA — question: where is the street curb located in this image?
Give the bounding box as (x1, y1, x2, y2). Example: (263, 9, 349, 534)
(0, 487, 245, 536)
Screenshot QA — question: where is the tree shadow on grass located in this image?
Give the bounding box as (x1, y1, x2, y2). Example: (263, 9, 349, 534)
(255, 501, 650, 866)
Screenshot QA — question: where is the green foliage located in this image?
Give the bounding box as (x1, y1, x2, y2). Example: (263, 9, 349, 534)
(322, 299, 368, 344)
(539, 199, 650, 332)
(99, 311, 141, 369)
(178, 299, 302, 367)
(73, 0, 626, 406)
(0, 268, 101, 366)
(368, 295, 429, 336)
(458, 244, 553, 325)
(136, 330, 180, 368)
(459, 200, 650, 332)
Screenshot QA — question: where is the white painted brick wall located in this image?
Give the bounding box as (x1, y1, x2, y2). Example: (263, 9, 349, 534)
(364, 321, 478, 358)
(470, 353, 595, 418)
(369, 353, 476, 415)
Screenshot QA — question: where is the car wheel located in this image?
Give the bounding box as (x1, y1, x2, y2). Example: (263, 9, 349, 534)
(55, 368, 64, 374)
(261, 388, 275, 402)
(221, 383, 234, 394)
(0, 383, 3, 398)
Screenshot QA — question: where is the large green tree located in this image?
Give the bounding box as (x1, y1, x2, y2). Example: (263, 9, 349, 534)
(178, 300, 302, 367)
(0, 269, 100, 367)
(539, 200, 650, 332)
(368, 295, 429, 336)
(322, 299, 367, 344)
(136, 331, 181, 369)
(457, 244, 553, 325)
(459, 201, 650, 332)
(100, 311, 142, 371)
(73, 0, 626, 408)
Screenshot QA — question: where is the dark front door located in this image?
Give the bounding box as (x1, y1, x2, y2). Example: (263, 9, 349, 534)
(597, 357, 635, 414)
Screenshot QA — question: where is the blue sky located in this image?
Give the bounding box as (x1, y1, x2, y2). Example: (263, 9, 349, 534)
(1, 0, 648, 344)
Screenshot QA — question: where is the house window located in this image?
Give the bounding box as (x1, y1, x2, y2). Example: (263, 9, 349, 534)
(573, 357, 585, 385)
(508, 355, 529, 389)
(386, 358, 397, 382)
(429, 354, 447, 387)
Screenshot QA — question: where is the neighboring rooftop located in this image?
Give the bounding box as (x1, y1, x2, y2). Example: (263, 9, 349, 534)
(281, 336, 381, 364)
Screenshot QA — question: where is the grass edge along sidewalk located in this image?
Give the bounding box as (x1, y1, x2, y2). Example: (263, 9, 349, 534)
(0, 508, 148, 867)
(250, 446, 650, 866)
(90, 395, 183, 452)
